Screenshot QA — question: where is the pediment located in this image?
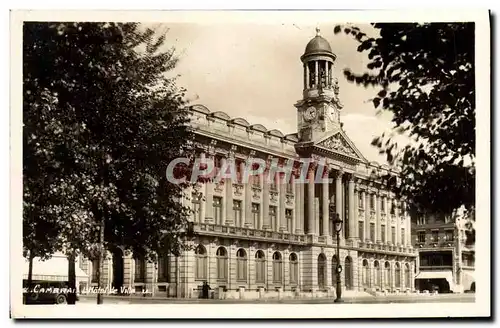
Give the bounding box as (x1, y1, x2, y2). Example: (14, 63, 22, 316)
(315, 131, 367, 162)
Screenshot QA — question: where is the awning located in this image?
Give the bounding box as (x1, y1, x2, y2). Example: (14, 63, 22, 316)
(415, 271, 453, 281)
(23, 255, 88, 282)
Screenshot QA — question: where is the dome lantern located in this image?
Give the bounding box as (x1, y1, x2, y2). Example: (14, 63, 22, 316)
(300, 28, 337, 98)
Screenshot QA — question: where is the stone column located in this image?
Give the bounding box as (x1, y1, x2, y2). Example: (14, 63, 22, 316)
(353, 184, 360, 239)
(376, 193, 381, 242)
(348, 175, 355, 239)
(324, 61, 328, 86)
(314, 61, 319, 87)
(303, 63, 307, 89)
(395, 201, 400, 245)
(298, 182, 305, 234)
(204, 153, 214, 224)
(405, 205, 411, 246)
(335, 171, 343, 231)
(367, 192, 372, 242)
(321, 170, 329, 236)
(262, 163, 271, 230)
(307, 168, 316, 235)
(244, 160, 252, 228)
(291, 176, 298, 234)
(305, 63, 310, 89)
(279, 175, 287, 231)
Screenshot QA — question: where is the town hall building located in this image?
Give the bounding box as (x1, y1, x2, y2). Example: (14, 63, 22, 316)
(79, 29, 417, 299)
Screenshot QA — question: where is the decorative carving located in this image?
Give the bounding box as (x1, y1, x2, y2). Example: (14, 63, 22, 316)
(208, 139, 217, 155)
(285, 194, 294, 205)
(233, 183, 243, 196)
(252, 186, 262, 200)
(214, 182, 224, 193)
(317, 133, 356, 157)
(270, 191, 278, 202)
(228, 145, 237, 158)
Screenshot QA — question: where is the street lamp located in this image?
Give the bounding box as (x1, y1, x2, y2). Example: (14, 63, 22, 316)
(330, 205, 344, 303)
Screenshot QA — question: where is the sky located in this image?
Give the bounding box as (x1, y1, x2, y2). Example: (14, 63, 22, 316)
(153, 22, 406, 164)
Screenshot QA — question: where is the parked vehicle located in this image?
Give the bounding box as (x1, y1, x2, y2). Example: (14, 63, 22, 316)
(23, 280, 78, 304)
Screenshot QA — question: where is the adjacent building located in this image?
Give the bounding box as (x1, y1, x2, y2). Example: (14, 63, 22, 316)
(412, 208, 475, 293)
(79, 29, 417, 299)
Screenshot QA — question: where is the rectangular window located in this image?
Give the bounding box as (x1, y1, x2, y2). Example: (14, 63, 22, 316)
(358, 221, 364, 241)
(445, 230, 454, 242)
(158, 255, 170, 283)
(285, 209, 293, 231)
(391, 226, 396, 244)
(370, 195, 375, 210)
(381, 197, 385, 212)
(233, 200, 242, 227)
(401, 228, 405, 245)
(370, 223, 375, 242)
(192, 192, 201, 222)
(286, 179, 294, 193)
(270, 174, 277, 191)
(235, 159, 244, 183)
(358, 193, 364, 209)
(390, 202, 395, 215)
(400, 202, 406, 216)
(381, 225, 386, 243)
(213, 196, 222, 224)
(269, 206, 277, 230)
(431, 230, 439, 242)
(252, 175, 261, 187)
(418, 231, 426, 243)
(252, 203, 260, 229)
(214, 155, 223, 169)
(134, 257, 146, 282)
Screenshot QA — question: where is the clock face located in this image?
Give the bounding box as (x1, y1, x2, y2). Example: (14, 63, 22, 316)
(304, 106, 317, 121)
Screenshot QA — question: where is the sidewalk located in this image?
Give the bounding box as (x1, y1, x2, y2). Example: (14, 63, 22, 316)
(76, 292, 474, 304)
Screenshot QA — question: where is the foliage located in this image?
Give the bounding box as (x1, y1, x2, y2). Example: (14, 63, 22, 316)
(23, 22, 196, 264)
(334, 23, 475, 218)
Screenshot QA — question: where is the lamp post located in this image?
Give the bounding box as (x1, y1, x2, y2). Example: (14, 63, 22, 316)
(330, 205, 344, 303)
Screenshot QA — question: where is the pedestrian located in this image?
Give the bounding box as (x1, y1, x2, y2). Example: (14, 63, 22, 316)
(202, 281, 211, 299)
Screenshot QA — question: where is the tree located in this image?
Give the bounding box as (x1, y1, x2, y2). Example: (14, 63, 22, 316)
(334, 23, 475, 221)
(23, 22, 196, 304)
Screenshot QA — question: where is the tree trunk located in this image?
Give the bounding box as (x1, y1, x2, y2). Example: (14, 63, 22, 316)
(25, 252, 34, 304)
(67, 253, 77, 304)
(96, 215, 105, 304)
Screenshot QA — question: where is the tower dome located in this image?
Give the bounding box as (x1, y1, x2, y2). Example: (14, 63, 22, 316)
(302, 28, 334, 58)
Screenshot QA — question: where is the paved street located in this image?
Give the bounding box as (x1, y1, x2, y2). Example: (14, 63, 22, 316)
(76, 293, 475, 305)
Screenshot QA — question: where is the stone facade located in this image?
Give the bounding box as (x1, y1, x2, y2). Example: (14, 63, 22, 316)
(79, 29, 418, 299)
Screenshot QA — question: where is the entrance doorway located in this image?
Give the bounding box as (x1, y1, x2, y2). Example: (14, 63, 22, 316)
(112, 248, 124, 292)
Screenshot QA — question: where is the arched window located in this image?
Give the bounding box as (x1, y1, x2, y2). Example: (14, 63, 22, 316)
(374, 261, 381, 288)
(385, 262, 391, 288)
(404, 263, 411, 289)
(236, 249, 247, 281)
(395, 262, 401, 288)
(255, 250, 266, 283)
(134, 255, 146, 283)
(345, 256, 353, 290)
(272, 252, 283, 283)
(331, 255, 338, 286)
(195, 245, 207, 280)
(216, 247, 228, 281)
(317, 253, 327, 289)
(289, 253, 298, 285)
(362, 259, 370, 288)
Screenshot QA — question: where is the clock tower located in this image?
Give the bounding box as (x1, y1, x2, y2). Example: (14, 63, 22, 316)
(295, 28, 343, 143)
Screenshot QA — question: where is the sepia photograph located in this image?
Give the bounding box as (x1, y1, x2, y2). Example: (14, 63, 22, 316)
(9, 9, 490, 319)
